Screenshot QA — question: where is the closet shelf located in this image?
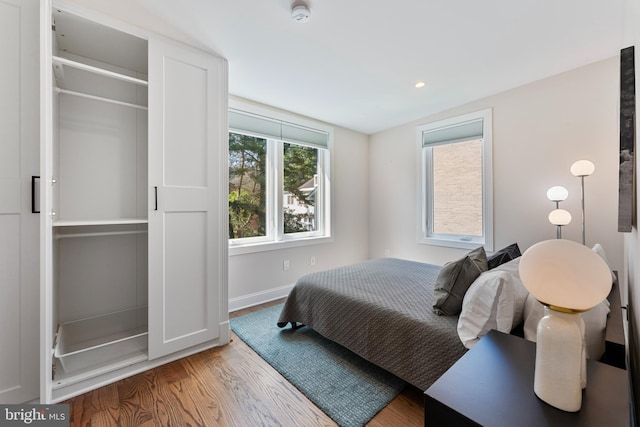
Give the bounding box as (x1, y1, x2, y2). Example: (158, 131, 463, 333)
(56, 230, 147, 239)
(54, 218, 148, 227)
(52, 56, 148, 87)
(55, 88, 148, 111)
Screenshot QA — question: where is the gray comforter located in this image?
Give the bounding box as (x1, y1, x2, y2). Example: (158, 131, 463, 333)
(277, 257, 467, 391)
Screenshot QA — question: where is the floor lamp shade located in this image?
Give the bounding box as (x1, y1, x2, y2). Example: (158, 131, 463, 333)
(518, 239, 611, 412)
(570, 160, 595, 177)
(548, 209, 571, 226)
(548, 209, 572, 239)
(546, 186, 568, 203)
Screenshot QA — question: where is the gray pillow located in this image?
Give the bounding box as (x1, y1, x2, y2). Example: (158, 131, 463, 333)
(487, 243, 521, 270)
(433, 246, 488, 316)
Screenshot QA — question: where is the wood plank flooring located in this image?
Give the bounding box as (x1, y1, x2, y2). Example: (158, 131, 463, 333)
(65, 300, 424, 426)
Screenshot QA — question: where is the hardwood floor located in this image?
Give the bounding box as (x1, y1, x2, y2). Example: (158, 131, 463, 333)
(65, 300, 424, 426)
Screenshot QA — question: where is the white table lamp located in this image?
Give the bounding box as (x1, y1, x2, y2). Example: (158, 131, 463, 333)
(519, 239, 611, 412)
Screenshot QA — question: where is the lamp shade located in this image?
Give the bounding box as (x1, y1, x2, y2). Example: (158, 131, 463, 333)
(548, 209, 572, 226)
(546, 186, 568, 202)
(570, 160, 595, 177)
(518, 239, 611, 311)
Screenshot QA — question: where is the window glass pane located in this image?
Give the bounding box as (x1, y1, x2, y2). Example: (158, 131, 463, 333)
(283, 143, 318, 233)
(431, 139, 483, 236)
(229, 132, 267, 238)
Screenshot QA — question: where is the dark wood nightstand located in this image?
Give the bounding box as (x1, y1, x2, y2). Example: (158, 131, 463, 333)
(424, 330, 630, 427)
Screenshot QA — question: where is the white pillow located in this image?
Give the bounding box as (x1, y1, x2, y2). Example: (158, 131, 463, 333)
(457, 270, 513, 348)
(457, 258, 528, 349)
(491, 257, 529, 325)
(592, 243, 616, 283)
(523, 293, 610, 360)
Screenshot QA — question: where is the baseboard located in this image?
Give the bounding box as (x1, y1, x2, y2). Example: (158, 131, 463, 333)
(228, 284, 294, 312)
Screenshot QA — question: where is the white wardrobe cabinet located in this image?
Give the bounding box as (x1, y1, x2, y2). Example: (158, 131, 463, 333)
(41, 2, 229, 403)
(0, 0, 40, 404)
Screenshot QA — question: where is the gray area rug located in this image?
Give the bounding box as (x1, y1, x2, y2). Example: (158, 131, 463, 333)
(230, 304, 407, 427)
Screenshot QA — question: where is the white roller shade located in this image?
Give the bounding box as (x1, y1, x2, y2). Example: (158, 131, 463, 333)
(422, 119, 483, 147)
(229, 109, 328, 148)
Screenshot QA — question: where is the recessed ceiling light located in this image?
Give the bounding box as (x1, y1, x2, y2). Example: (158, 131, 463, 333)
(415, 81, 426, 89)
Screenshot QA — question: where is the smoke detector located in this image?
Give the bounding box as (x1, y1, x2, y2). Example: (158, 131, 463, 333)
(291, 4, 310, 23)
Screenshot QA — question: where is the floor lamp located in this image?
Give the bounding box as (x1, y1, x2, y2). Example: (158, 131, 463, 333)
(547, 186, 569, 238)
(570, 160, 595, 245)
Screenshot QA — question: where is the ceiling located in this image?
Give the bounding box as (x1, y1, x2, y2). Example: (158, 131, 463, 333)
(65, 0, 625, 135)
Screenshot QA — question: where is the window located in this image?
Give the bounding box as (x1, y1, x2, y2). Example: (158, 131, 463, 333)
(228, 133, 267, 239)
(418, 109, 493, 250)
(283, 143, 319, 233)
(228, 105, 331, 253)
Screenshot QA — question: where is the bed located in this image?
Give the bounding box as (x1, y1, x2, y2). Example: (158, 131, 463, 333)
(277, 257, 467, 391)
(277, 243, 617, 391)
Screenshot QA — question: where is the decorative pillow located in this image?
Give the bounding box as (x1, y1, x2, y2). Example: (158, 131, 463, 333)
(487, 243, 521, 270)
(433, 246, 488, 316)
(457, 258, 528, 348)
(592, 243, 617, 283)
(523, 293, 610, 360)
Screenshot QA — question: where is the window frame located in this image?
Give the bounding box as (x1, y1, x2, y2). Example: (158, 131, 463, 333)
(417, 109, 493, 251)
(228, 99, 333, 255)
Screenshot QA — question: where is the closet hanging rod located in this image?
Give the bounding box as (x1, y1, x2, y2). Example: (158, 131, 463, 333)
(52, 56, 148, 87)
(56, 230, 148, 239)
(55, 88, 148, 111)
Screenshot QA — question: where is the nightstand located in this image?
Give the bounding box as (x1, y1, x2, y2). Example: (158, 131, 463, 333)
(424, 330, 629, 427)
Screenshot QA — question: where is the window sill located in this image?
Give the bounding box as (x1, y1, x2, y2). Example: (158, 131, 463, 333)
(419, 236, 490, 251)
(229, 235, 333, 256)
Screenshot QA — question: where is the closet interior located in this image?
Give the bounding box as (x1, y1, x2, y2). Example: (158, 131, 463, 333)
(49, 8, 149, 386)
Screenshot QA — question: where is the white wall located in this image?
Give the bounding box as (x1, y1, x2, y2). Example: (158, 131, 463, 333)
(369, 57, 623, 270)
(228, 99, 370, 310)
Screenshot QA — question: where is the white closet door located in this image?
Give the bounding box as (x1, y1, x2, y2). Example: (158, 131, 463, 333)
(148, 37, 228, 359)
(0, 0, 39, 404)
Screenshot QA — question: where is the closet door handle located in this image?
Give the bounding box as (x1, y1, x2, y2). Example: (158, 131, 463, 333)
(154, 186, 158, 211)
(31, 176, 40, 213)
